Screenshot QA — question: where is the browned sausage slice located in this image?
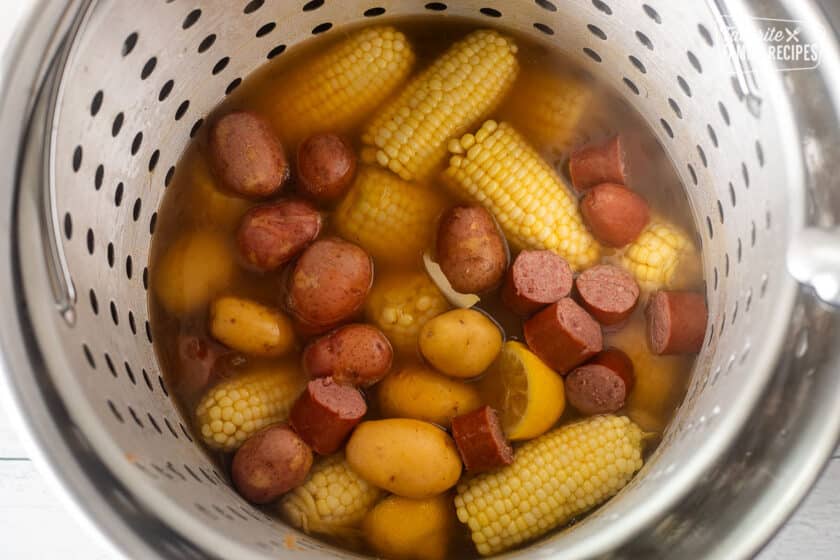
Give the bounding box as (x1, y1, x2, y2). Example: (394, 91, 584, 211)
(523, 298, 602, 373)
(501, 250, 573, 316)
(451, 405, 513, 473)
(575, 264, 640, 326)
(565, 364, 627, 415)
(175, 335, 244, 399)
(237, 200, 322, 271)
(290, 378, 367, 454)
(296, 133, 357, 202)
(589, 347, 635, 392)
(580, 183, 650, 247)
(646, 291, 708, 354)
(303, 324, 393, 387)
(436, 205, 508, 294)
(569, 135, 626, 192)
(209, 111, 289, 198)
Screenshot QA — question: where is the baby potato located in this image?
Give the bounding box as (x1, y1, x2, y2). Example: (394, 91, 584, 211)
(346, 419, 462, 498)
(210, 296, 296, 357)
(378, 365, 481, 427)
(154, 231, 235, 316)
(188, 156, 251, 231)
(419, 309, 503, 378)
(363, 494, 452, 560)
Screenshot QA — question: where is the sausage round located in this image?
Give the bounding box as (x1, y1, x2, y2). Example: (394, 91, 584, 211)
(231, 424, 313, 504)
(565, 364, 627, 415)
(501, 250, 573, 316)
(237, 200, 322, 271)
(286, 237, 373, 334)
(451, 405, 513, 473)
(436, 205, 507, 294)
(589, 347, 635, 392)
(646, 291, 708, 354)
(208, 111, 289, 198)
(575, 264, 640, 326)
(176, 335, 243, 398)
(296, 133, 357, 202)
(569, 135, 626, 192)
(289, 378, 367, 455)
(523, 297, 603, 373)
(580, 183, 650, 248)
(303, 324, 393, 387)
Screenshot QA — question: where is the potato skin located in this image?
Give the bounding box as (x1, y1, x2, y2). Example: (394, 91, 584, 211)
(377, 365, 481, 427)
(346, 419, 462, 498)
(296, 133, 357, 202)
(363, 494, 452, 560)
(210, 296, 296, 357)
(303, 324, 392, 387)
(419, 309, 503, 378)
(237, 200, 322, 271)
(208, 111, 289, 198)
(436, 205, 507, 294)
(154, 231, 235, 316)
(231, 424, 313, 504)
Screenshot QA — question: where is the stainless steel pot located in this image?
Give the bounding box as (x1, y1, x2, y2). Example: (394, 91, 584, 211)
(1, 1, 839, 559)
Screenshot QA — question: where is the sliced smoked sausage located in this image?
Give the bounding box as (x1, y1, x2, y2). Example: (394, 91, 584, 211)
(501, 250, 573, 316)
(589, 347, 635, 392)
(451, 405, 513, 473)
(290, 377, 367, 455)
(646, 291, 708, 354)
(436, 205, 508, 294)
(303, 324, 393, 387)
(565, 364, 627, 415)
(569, 135, 626, 192)
(580, 183, 650, 248)
(176, 335, 243, 398)
(523, 297, 602, 373)
(575, 264, 640, 326)
(237, 200, 322, 271)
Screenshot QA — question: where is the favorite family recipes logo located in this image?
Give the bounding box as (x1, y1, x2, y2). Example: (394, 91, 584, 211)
(724, 16, 820, 72)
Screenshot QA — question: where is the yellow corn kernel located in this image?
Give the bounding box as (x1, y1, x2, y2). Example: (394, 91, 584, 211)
(282, 454, 384, 539)
(363, 29, 519, 180)
(333, 166, 446, 264)
(264, 26, 414, 144)
(366, 272, 450, 354)
(442, 120, 599, 270)
(621, 222, 691, 290)
(194, 364, 305, 451)
(454, 415, 644, 556)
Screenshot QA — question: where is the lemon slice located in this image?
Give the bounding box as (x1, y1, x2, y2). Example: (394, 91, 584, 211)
(479, 341, 565, 440)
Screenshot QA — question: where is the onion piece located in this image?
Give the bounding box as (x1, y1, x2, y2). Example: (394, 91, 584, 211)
(423, 252, 480, 308)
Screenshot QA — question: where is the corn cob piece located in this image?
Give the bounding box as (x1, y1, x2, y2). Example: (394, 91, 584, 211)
(266, 26, 414, 144)
(621, 222, 691, 290)
(363, 29, 519, 181)
(443, 120, 599, 270)
(282, 454, 384, 538)
(455, 415, 644, 556)
(195, 364, 306, 451)
(365, 271, 450, 353)
(333, 166, 446, 264)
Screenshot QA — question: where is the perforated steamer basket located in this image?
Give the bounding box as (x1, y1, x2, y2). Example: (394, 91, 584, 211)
(2, 0, 840, 558)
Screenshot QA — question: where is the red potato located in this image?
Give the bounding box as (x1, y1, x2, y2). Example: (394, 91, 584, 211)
(303, 324, 393, 387)
(580, 183, 650, 248)
(208, 111, 289, 198)
(290, 378, 367, 455)
(237, 200, 322, 271)
(565, 364, 627, 415)
(436, 205, 508, 294)
(575, 264, 640, 326)
(296, 133, 357, 202)
(646, 291, 708, 354)
(501, 250, 573, 316)
(175, 335, 244, 398)
(569, 135, 626, 192)
(286, 237, 373, 334)
(231, 424, 313, 504)
(589, 347, 635, 392)
(523, 297, 603, 373)
(451, 405, 513, 473)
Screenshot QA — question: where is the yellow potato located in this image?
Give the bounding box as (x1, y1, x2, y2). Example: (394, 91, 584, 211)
(154, 231, 235, 315)
(378, 365, 482, 427)
(346, 419, 462, 498)
(188, 155, 250, 230)
(363, 494, 452, 560)
(419, 309, 502, 378)
(210, 296, 296, 357)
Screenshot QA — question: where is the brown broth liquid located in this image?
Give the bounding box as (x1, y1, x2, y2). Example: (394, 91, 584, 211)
(149, 18, 703, 559)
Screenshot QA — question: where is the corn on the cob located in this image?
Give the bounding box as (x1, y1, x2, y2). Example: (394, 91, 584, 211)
(442, 120, 599, 270)
(266, 26, 414, 144)
(282, 454, 384, 538)
(365, 271, 450, 353)
(195, 364, 306, 451)
(333, 166, 446, 264)
(621, 222, 691, 290)
(455, 415, 644, 556)
(363, 29, 519, 181)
